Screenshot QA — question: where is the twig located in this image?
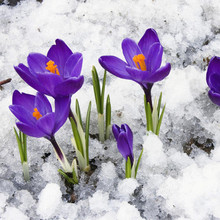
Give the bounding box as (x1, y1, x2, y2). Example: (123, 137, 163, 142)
(0, 78, 12, 90)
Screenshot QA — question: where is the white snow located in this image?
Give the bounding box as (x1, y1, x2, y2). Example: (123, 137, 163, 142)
(1, 0, 220, 219)
(37, 183, 62, 219)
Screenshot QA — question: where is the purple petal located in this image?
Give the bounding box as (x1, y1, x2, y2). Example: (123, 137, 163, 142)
(54, 97, 71, 132)
(35, 93, 52, 115)
(138, 28, 160, 59)
(206, 56, 220, 87)
(209, 74, 220, 93)
(47, 39, 73, 76)
(14, 64, 48, 94)
(27, 53, 50, 73)
(16, 122, 45, 138)
(122, 38, 142, 67)
(147, 63, 171, 83)
(12, 90, 35, 112)
(121, 124, 133, 153)
(54, 76, 84, 97)
(112, 124, 120, 140)
(36, 73, 63, 97)
(208, 90, 220, 106)
(37, 112, 55, 137)
(146, 42, 163, 72)
(99, 56, 132, 80)
(64, 53, 83, 78)
(125, 66, 151, 83)
(117, 132, 134, 164)
(9, 105, 36, 125)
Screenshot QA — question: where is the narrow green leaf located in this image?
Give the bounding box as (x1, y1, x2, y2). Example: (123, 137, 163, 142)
(100, 70, 107, 114)
(22, 132, 27, 162)
(157, 92, 162, 117)
(14, 127, 24, 163)
(135, 148, 144, 178)
(144, 95, 149, 130)
(105, 95, 111, 139)
(156, 104, 166, 135)
(146, 102, 153, 132)
(92, 66, 101, 113)
(125, 157, 131, 178)
(70, 117, 84, 157)
(85, 101, 92, 165)
(152, 98, 159, 133)
(58, 169, 77, 184)
(75, 99, 83, 128)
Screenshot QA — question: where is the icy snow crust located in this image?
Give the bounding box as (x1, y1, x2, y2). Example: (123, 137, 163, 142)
(1, 0, 220, 219)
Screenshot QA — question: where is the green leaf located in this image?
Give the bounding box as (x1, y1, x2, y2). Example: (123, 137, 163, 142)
(152, 98, 159, 133)
(70, 117, 84, 157)
(85, 101, 91, 165)
(157, 92, 162, 117)
(135, 148, 143, 178)
(105, 95, 111, 139)
(145, 97, 153, 132)
(14, 127, 24, 163)
(92, 66, 101, 114)
(22, 132, 27, 162)
(75, 99, 83, 128)
(58, 169, 77, 184)
(156, 104, 166, 135)
(98, 113, 105, 143)
(100, 70, 106, 114)
(125, 157, 131, 178)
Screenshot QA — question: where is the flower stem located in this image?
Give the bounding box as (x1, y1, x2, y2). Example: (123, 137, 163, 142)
(48, 136, 72, 173)
(142, 83, 153, 111)
(49, 136, 64, 161)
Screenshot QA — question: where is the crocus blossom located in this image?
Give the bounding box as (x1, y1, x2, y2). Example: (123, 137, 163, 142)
(206, 56, 220, 106)
(99, 28, 171, 91)
(9, 90, 70, 139)
(14, 39, 84, 98)
(112, 123, 134, 164)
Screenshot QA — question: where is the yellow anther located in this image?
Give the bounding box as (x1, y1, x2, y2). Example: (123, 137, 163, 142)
(45, 60, 60, 75)
(33, 108, 42, 120)
(132, 54, 147, 71)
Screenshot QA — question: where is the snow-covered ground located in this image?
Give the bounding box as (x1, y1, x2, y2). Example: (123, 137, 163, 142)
(1, 0, 220, 219)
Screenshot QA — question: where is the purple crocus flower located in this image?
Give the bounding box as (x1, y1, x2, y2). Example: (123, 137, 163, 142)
(14, 39, 84, 98)
(206, 56, 220, 106)
(112, 124, 134, 165)
(99, 28, 171, 108)
(9, 90, 71, 162)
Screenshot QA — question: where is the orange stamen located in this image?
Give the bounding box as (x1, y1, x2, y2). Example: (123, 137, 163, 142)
(45, 60, 60, 75)
(132, 54, 147, 71)
(33, 108, 42, 120)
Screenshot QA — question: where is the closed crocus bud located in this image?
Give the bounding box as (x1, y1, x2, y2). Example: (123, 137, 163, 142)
(112, 124, 134, 165)
(206, 56, 220, 106)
